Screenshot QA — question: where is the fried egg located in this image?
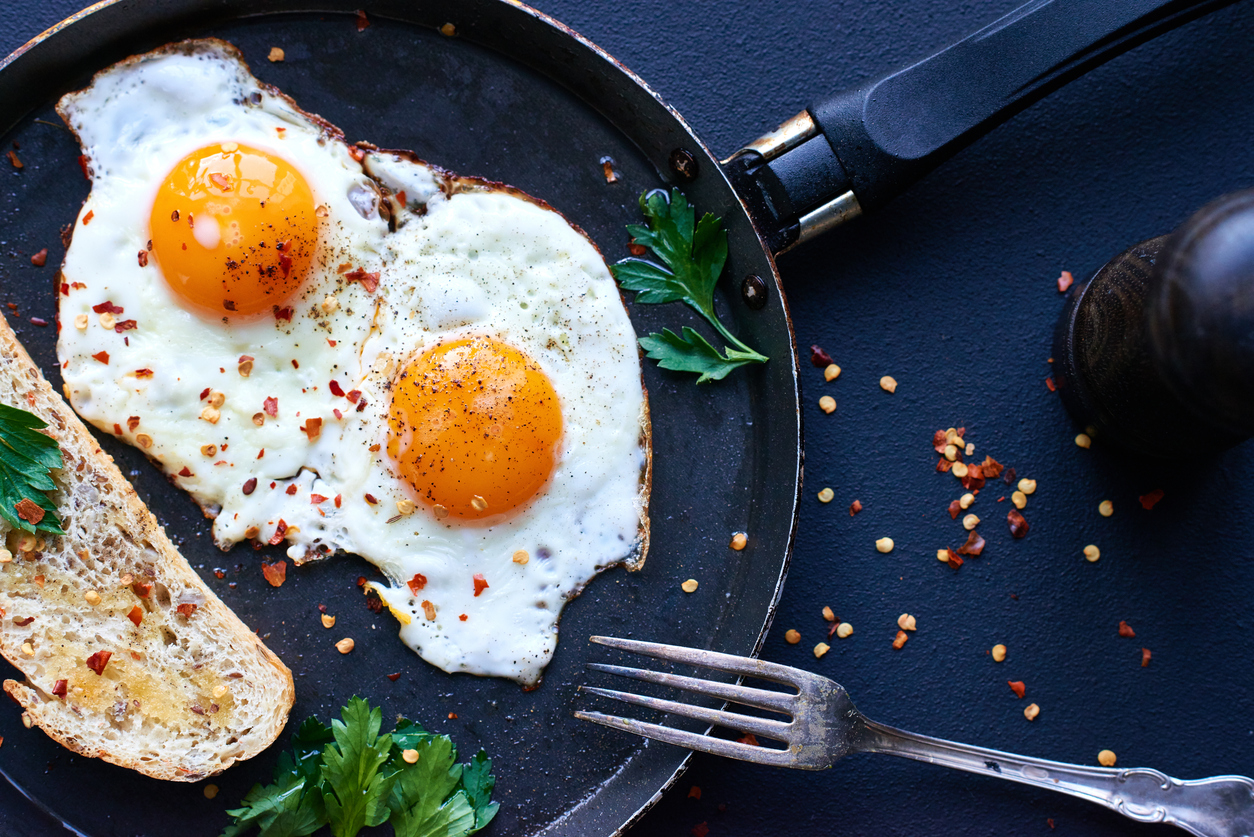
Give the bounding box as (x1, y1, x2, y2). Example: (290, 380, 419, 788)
(55, 41, 650, 685)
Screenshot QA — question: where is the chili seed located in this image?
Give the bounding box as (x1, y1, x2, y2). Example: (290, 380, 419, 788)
(1024, 703, 1040, 721)
(944, 444, 958, 461)
(875, 537, 894, 553)
(21, 643, 34, 656)
(0, 549, 11, 564)
(959, 493, 974, 509)
(813, 642, 830, 658)
(200, 406, 220, 424)
(729, 532, 748, 551)
(321, 614, 336, 629)
(335, 637, 355, 654)
(84, 590, 101, 606)
(822, 606, 835, 622)
(99, 312, 116, 329)
(204, 784, 219, 800)
(824, 364, 841, 381)
(817, 487, 834, 503)
(991, 644, 1007, 662)
(396, 499, 415, 515)
(952, 461, 969, 478)
(681, 579, 699, 593)
(1083, 544, 1101, 562)
(785, 629, 800, 644)
(818, 395, 836, 414)
(936, 548, 950, 562)
(402, 748, 420, 764)
(470, 495, 488, 512)
(433, 504, 450, 519)
(1098, 749, 1117, 767)
(513, 550, 530, 564)
(1018, 478, 1037, 495)
(201, 444, 217, 457)
(74, 314, 88, 330)
(1011, 490, 1027, 509)
(962, 514, 980, 531)
(836, 623, 853, 639)
(1075, 433, 1092, 449)
(1099, 500, 1113, 517)
(897, 613, 916, 631)
(879, 375, 897, 393)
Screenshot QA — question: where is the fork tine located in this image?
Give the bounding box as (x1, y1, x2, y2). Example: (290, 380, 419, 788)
(587, 663, 795, 714)
(590, 636, 809, 685)
(581, 685, 792, 741)
(575, 710, 794, 767)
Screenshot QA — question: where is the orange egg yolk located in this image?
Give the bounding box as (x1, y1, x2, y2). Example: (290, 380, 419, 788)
(387, 338, 563, 521)
(149, 142, 317, 318)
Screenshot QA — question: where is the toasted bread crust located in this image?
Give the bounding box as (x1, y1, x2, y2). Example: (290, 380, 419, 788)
(0, 313, 293, 781)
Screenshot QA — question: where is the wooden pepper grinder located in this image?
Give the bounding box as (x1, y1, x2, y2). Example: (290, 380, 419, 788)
(1054, 189, 1254, 457)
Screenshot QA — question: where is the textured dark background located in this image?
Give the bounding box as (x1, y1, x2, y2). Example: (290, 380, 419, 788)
(3, 1, 1254, 836)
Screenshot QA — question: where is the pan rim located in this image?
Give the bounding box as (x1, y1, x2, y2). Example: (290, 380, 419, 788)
(0, 3, 803, 835)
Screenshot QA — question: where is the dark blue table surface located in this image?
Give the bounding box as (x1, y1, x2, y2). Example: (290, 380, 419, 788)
(3, 1, 1254, 836)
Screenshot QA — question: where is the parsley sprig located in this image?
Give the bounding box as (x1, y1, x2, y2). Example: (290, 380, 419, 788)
(0, 403, 64, 535)
(610, 189, 768, 383)
(222, 698, 498, 837)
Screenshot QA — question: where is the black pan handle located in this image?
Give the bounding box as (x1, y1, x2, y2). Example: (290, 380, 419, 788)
(724, 0, 1240, 255)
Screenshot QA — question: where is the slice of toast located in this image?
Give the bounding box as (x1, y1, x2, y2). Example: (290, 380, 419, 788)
(0, 313, 293, 781)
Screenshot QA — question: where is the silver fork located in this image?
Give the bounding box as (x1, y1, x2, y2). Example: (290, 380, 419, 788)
(577, 637, 1254, 837)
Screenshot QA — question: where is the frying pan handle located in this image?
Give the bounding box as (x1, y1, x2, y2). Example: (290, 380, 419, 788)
(724, 0, 1239, 255)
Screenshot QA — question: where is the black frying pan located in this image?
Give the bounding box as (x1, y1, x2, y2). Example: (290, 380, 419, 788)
(0, 1, 1237, 835)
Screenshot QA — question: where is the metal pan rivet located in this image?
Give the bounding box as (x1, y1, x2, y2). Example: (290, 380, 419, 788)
(741, 274, 768, 309)
(669, 148, 699, 181)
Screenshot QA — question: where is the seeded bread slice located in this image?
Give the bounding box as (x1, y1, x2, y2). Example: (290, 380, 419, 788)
(0, 313, 293, 781)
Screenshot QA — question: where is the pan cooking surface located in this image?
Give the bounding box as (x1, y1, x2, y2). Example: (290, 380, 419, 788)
(0, 7, 798, 835)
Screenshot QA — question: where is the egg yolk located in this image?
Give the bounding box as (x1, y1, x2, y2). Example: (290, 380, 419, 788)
(149, 143, 317, 318)
(388, 338, 563, 521)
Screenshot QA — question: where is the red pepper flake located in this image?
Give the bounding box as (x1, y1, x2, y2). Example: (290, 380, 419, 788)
(28, 317, 47, 327)
(127, 416, 140, 431)
(936, 458, 954, 473)
(86, 650, 112, 675)
(1047, 819, 1055, 830)
(386, 672, 402, 682)
(346, 389, 362, 403)
(135, 368, 153, 378)
(291, 359, 300, 369)
(13, 616, 33, 627)
(956, 529, 986, 556)
(257, 449, 265, 459)
(365, 593, 385, 613)
(137, 249, 149, 267)
(688, 786, 702, 800)
(459, 614, 468, 621)
(357, 576, 367, 587)
(71, 281, 85, 290)
(691, 824, 710, 837)
(51, 679, 68, 698)
(473, 574, 489, 596)
(91, 300, 124, 315)
(1007, 509, 1030, 538)
(6, 150, 22, 169)
(1002, 466, 1017, 486)
(214, 570, 225, 579)
(262, 560, 287, 587)
(60, 282, 69, 296)
(980, 456, 1003, 478)
(302, 417, 323, 440)
(344, 268, 380, 293)
(278, 251, 293, 279)
(333, 408, 343, 420)
(627, 240, 647, 256)
(242, 477, 257, 495)
(264, 396, 278, 417)
(13, 498, 44, 525)
(448, 712, 458, 720)
(285, 484, 298, 495)
(208, 172, 232, 191)
(82, 210, 94, 225)
(268, 520, 288, 546)
(178, 466, 193, 478)
(329, 380, 345, 397)
(30, 249, 47, 267)
(407, 573, 428, 594)
(1139, 489, 1164, 510)
(334, 494, 342, 508)
(127, 605, 143, 626)
(946, 549, 963, 569)
(809, 345, 834, 367)
(849, 499, 862, 516)
(176, 603, 198, 618)
(132, 581, 153, 598)
(1008, 680, 1026, 699)
(948, 499, 962, 520)
(77, 155, 90, 179)
(113, 423, 123, 435)
(310, 494, 328, 504)
(365, 493, 378, 505)
(1118, 620, 1136, 638)
(273, 305, 294, 323)
(350, 145, 366, 161)
(91, 350, 109, 364)
(114, 319, 137, 333)
(1141, 647, 1151, 667)
(736, 733, 759, 746)
(1057, 270, 1074, 293)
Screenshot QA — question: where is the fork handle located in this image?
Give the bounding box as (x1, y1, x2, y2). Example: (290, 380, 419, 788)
(857, 719, 1254, 837)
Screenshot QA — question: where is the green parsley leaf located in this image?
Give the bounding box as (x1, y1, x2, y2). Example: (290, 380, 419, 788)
(0, 403, 64, 534)
(221, 773, 322, 837)
(458, 751, 499, 833)
(638, 327, 766, 384)
(387, 736, 475, 837)
(610, 189, 767, 383)
(320, 697, 395, 837)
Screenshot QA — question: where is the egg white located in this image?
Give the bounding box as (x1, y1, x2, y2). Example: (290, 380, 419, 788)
(55, 41, 650, 685)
